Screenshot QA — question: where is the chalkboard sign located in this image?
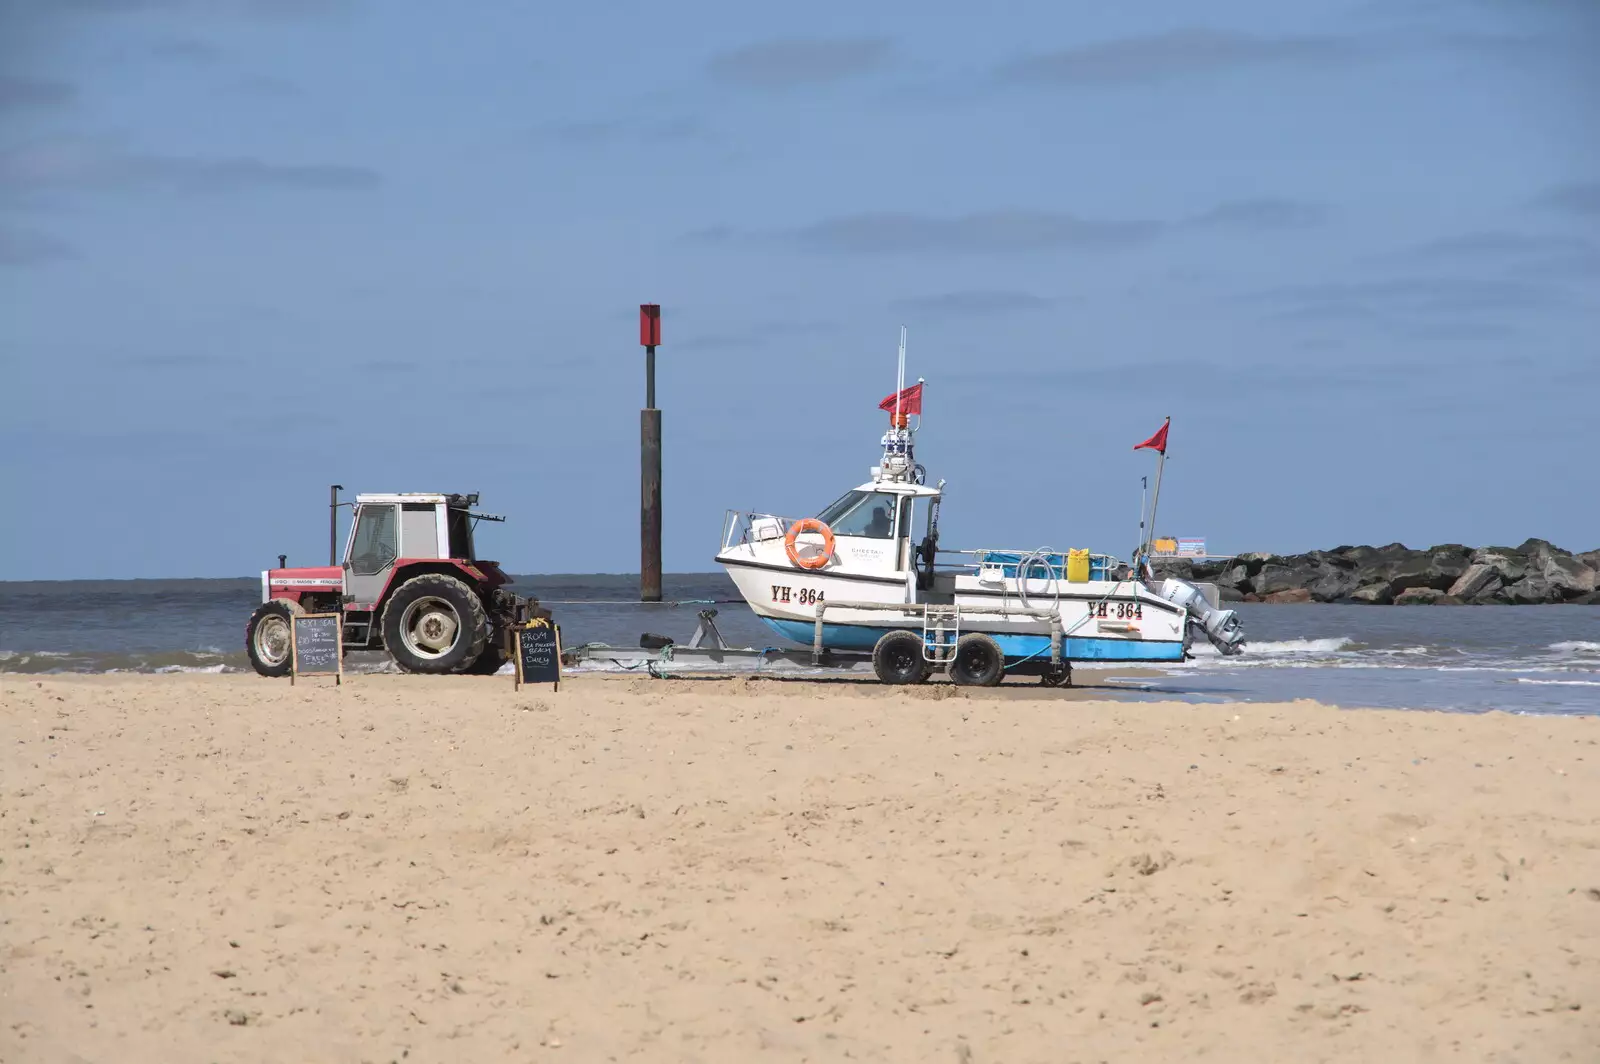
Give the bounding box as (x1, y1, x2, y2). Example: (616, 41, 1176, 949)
(515, 618, 561, 691)
(292, 613, 343, 685)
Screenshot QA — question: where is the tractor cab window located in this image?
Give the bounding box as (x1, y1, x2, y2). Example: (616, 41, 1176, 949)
(349, 504, 398, 575)
(816, 490, 900, 540)
(447, 508, 475, 560)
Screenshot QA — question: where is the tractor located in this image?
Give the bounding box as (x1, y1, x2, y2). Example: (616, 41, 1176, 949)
(245, 491, 543, 677)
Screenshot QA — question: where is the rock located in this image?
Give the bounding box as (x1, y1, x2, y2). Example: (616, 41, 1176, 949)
(1218, 564, 1254, 594)
(1572, 591, 1600, 605)
(1394, 587, 1446, 605)
(1538, 552, 1596, 599)
(1350, 583, 1393, 605)
(1217, 585, 1246, 603)
(1254, 564, 1306, 597)
(1472, 547, 1528, 583)
(1308, 567, 1362, 601)
(1265, 588, 1313, 603)
(1578, 549, 1600, 572)
(1501, 572, 1555, 604)
(1449, 563, 1503, 601)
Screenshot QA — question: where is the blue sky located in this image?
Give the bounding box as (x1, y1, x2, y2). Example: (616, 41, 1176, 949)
(1, 0, 1596, 579)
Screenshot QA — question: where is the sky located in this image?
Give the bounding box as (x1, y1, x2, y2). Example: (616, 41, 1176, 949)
(1, 0, 1596, 580)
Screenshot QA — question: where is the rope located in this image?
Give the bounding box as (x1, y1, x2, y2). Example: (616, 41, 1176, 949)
(530, 598, 743, 606)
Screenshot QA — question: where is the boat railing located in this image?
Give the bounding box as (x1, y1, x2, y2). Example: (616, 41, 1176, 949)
(720, 509, 803, 552)
(932, 548, 1126, 582)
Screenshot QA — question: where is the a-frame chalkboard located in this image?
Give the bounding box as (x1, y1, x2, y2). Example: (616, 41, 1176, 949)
(291, 613, 343, 686)
(515, 617, 561, 691)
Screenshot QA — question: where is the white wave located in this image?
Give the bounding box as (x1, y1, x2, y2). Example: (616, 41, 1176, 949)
(1548, 641, 1600, 656)
(1190, 637, 1354, 659)
(1247, 637, 1356, 654)
(154, 663, 230, 674)
(1515, 678, 1600, 687)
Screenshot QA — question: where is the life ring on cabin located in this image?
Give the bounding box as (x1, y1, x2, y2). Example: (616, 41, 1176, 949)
(785, 518, 835, 570)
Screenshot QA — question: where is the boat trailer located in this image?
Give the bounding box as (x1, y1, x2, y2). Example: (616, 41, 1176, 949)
(561, 600, 1073, 684)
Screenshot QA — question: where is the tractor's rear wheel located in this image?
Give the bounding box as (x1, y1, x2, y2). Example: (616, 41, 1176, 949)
(463, 638, 510, 675)
(246, 598, 304, 678)
(382, 574, 490, 674)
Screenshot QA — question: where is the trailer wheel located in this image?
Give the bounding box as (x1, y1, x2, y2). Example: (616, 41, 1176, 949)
(949, 632, 1005, 687)
(246, 598, 304, 678)
(382, 574, 489, 674)
(872, 630, 930, 685)
(1040, 663, 1072, 687)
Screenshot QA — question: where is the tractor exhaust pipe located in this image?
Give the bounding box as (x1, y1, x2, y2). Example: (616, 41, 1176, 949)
(330, 484, 343, 565)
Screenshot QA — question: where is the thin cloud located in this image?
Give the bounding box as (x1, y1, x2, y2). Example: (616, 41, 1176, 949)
(148, 36, 222, 62)
(890, 290, 1057, 317)
(1404, 231, 1594, 258)
(537, 116, 704, 147)
(1191, 198, 1331, 230)
(707, 37, 890, 89)
(0, 75, 75, 111)
(0, 225, 77, 266)
(120, 353, 218, 369)
(704, 196, 1328, 255)
(791, 210, 1163, 254)
(1253, 276, 1568, 321)
(0, 139, 380, 196)
(996, 28, 1369, 86)
(1533, 180, 1600, 217)
(36, 0, 353, 16)
(225, 74, 300, 97)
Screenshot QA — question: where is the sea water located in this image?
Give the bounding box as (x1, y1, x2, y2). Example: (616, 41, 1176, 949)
(1, 575, 1595, 715)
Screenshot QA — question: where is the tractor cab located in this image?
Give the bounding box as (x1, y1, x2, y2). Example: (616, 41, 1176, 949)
(341, 493, 503, 608)
(248, 489, 537, 678)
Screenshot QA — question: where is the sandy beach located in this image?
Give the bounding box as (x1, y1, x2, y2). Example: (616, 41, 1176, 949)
(2, 674, 1595, 1063)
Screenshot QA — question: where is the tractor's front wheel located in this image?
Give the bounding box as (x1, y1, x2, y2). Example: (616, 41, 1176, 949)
(246, 598, 304, 678)
(382, 574, 490, 674)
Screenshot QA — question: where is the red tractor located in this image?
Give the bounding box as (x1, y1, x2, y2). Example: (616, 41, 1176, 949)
(246, 491, 542, 676)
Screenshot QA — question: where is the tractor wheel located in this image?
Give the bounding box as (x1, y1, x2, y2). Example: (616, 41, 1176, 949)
(246, 598, 304, 678)
(949, 632, 1005, 687)
(872, 630, 930, 685)
(463, 638, 510, 676)
(381, 574, 489, 674)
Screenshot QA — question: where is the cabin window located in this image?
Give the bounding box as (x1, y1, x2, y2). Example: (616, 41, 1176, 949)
(349, 504, 398, 575)
(816, 490, 899, 540)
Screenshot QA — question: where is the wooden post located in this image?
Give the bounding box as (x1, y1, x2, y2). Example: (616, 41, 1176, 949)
(639, 304, 663, 603)
(514, 628, 524, 691)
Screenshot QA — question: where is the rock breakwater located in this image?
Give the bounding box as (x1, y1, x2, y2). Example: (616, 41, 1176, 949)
(1154, 540, 1600, 605)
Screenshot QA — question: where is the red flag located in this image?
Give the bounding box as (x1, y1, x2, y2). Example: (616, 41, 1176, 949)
(1134, 417, 1169, 454)
(879, 383, 923, 415)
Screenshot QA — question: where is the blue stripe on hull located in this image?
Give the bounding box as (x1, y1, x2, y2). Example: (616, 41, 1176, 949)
(757, 617, 1186, 663)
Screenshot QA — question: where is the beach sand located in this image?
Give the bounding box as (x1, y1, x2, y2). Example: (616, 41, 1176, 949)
(2, 674, 1596, 1063)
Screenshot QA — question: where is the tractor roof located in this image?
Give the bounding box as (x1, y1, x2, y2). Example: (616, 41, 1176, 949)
(355, 493, 479, 507)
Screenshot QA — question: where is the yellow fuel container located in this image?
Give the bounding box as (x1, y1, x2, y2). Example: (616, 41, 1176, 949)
(1066, 548, 1091, 583)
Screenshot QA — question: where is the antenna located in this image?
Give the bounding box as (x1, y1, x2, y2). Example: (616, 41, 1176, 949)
(895, 325, 907, 422)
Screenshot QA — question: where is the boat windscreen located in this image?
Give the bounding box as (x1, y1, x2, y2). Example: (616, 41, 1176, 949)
(816, 490, 898, 539)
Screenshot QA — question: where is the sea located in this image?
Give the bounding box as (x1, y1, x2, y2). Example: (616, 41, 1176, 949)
(1, 574, 1596, 715)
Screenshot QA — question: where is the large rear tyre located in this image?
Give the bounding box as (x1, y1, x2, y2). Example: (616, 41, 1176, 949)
(246, 598, 304, 678)
(949, 632, 1005, 687)
(872, 629, 931, 685)
(463, 639, 510, 675)
(381, 574, 490, 674)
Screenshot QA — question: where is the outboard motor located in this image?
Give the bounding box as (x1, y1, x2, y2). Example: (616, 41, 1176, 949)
(1157, 579, 1246, 656)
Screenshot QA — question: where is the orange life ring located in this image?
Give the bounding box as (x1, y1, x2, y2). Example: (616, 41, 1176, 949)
(785, 518, 835, 570)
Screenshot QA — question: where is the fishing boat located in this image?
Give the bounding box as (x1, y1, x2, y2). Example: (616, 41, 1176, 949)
(713, 336, 1245, 686)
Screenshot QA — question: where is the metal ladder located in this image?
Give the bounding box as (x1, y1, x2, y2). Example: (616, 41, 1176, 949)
(922, 605, 960, 665)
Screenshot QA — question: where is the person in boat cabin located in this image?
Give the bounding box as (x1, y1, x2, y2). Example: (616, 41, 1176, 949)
(865, 503, 893, 538)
